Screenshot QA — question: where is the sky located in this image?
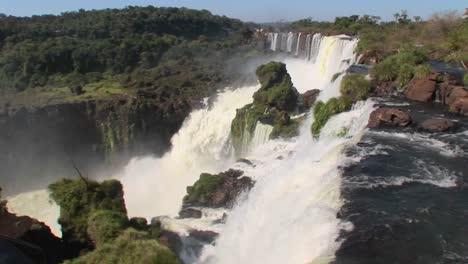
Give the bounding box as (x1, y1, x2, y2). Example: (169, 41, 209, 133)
(0, 0, 466, 23)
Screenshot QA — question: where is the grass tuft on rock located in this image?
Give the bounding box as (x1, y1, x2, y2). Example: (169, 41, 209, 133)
(340, 74, 372, 102)
(64, 228, 180, 264)
(87, 210, 128, 247)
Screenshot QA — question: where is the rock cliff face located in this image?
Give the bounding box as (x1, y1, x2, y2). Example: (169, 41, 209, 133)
(0, 96, 191, 193)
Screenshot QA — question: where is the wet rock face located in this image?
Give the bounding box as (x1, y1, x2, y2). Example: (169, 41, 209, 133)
(405, 77, 437, 102)
(420, 119, 457, 133)
(302, 89, 320, 109)
(368, 108, 412, 128)
(182, 169, 254, 209)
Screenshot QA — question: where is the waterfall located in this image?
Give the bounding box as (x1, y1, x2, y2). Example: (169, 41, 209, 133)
(197, 36, 370, 264)
(250, 122, 274, 152)
(295, 33, 302, 56)
(305, 34, 312, 60)
(118, 86, 259, 218)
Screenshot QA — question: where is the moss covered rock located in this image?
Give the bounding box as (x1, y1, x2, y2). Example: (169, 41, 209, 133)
(182, 169, 253, 208)
(48, 179, 127, 253)
(254, 62, 298, 111)
(65, 228, 180, 264)
(231, 62, 301, 155)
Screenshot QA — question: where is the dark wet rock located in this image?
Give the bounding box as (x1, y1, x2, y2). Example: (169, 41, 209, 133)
(179, 208, 203, 219)
(237, 158, 254, 166)
(158, 230, 183, 256)
(368, 108, 412, 128)
(405, 77, 437, 102)
(188, 230, 219, 244)
(420, 119, 456, 133)
(182, 169, 254, 208)
(302, 89, 320, 109)
(374, 81, 397, 96)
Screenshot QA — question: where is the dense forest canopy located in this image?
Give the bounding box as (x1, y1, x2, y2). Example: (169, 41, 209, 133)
(0, 6, 255, 107)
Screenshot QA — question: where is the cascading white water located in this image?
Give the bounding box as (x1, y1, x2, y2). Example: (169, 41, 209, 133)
(250, 122, 274, 152)
(118, 86, 259, 218)
(197, 36, 371, 264)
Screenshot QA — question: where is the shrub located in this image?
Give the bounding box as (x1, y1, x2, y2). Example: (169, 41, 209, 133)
(340, 74, 372, 102)
(87, 210, 128, 247)
(396, 63, 415, 87)
(373, 48, 428, 86)
(311, 97, 353, 137)
(65, 229, 180, 264)
(414, 64, 432, 79)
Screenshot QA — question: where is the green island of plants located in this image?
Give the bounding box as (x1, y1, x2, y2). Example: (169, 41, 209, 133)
(311, 74, 372, 137)
(49, 178, 179, 263)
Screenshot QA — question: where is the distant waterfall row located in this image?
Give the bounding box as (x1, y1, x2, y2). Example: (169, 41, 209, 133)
(267, 32, 324, 63)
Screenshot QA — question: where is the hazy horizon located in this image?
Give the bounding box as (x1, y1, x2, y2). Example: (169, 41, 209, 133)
(0, 0, 465, 23)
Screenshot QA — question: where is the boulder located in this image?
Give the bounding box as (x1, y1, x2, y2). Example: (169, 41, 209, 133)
(302, 89, 320, 108)
(420, 119, 456, 133)
(443, 86, 468, 116)
(182, 169, 254, 208)
(368, 108, 412, 128)
(404, 77, 437, 102)
(449, 97, 468, 116)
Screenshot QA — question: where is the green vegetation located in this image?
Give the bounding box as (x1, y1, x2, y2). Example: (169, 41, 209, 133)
(310, 74, 372, 137)
(87, 210, 128, 247)
(340, 74, 372, 102)
(48, 179, 127, 246)
(0, 7, 255, 108)
(49, 178, 177, 263)
(184, 173, 224, 205)
(65, 229, 180, 264)
(373, 48, 429, 87)
(270, 119, 300, 139)
(336, 127, 350, 137)
(413, 64, 433, 79)
(464, 73, 468, 87)
(311, 97, 353, 137)
(253, 62, 298, 111)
